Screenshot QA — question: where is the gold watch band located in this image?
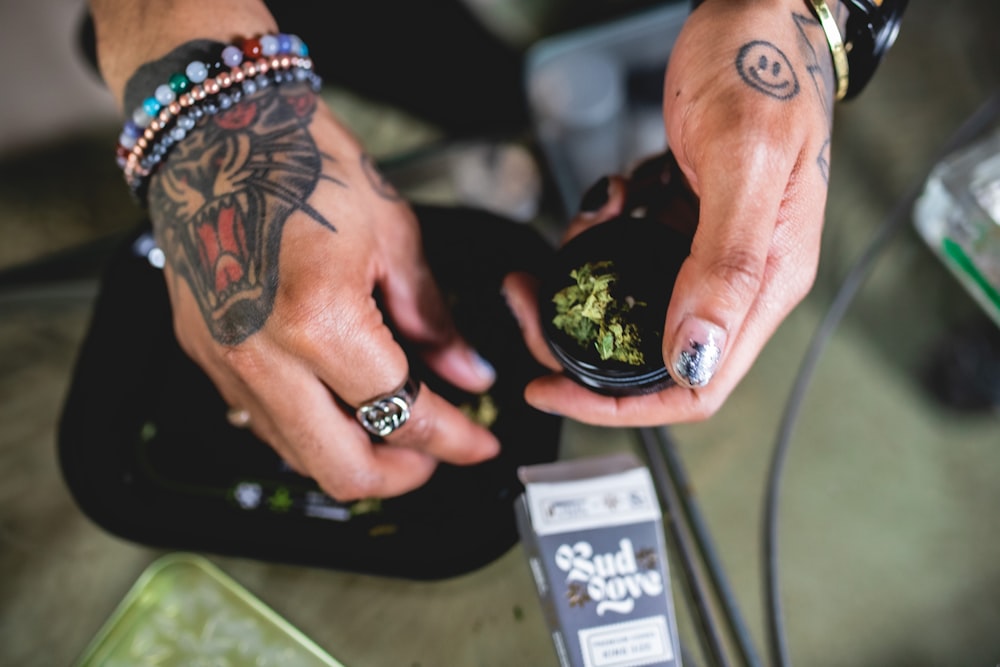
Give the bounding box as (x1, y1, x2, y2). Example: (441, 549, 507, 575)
(807, 0, 850, 101)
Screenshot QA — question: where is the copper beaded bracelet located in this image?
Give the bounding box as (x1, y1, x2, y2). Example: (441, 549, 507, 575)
(115, 34, 321, 199)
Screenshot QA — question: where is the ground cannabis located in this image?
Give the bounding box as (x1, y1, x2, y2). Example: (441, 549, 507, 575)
(459, 393, 499, 428)
(551, 261, 646, 365)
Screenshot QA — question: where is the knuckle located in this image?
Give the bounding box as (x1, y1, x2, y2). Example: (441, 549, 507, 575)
(789, 261, 818, 305)
(707, 247, 766, 304)
(739, 140, 788, 184)
(766, 245, 819, 311)
(706, 105, 788, 159)
(278, 289, 350, 342)
(219, 342, 267, 383)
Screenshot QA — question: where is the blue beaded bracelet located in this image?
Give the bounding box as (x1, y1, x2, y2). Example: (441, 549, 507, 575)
(117, 34, 320, 198)
(130, 65, 321, 194)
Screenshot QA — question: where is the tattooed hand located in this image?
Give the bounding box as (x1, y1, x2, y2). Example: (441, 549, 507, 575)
(148, 78, 499, 500)
(504, 0, 842, 425)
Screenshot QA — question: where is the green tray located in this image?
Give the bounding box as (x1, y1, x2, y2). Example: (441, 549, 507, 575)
(75, 553, 346, 667)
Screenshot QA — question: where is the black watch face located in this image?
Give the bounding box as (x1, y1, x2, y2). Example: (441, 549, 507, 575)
(874, 0, 907, 56)
(842, 0, 907, 97)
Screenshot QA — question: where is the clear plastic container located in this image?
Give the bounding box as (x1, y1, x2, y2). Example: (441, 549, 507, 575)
(914, 128, 1000, 327)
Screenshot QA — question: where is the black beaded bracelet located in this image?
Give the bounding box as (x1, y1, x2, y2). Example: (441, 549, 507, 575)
(116, 34, 321, 203)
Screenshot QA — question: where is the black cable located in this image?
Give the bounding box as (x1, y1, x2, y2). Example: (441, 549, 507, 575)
(762, 89, 1000, 667)
(639, 426, 732, 667)
(655, 425, 764, 667)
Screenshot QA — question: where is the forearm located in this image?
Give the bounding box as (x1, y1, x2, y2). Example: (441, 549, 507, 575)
(88, 0, 278, 107)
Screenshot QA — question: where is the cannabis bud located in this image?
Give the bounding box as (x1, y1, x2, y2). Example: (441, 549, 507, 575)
(538, 150, 697, 396)
(551, 261, 647, 366)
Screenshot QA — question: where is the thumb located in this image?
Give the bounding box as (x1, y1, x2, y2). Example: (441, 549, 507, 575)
(663, 145, 786, 389)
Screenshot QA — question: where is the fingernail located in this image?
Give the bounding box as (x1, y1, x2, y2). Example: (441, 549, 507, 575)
(670, 318, 726, 388)
(579, 176, 611, 213)
(470, 349, 496, 383)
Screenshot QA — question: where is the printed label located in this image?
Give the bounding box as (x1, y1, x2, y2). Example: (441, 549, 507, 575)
(555, 538, 663, 616)
(526, 468, 661, 536)
(579, 616, 673, 667)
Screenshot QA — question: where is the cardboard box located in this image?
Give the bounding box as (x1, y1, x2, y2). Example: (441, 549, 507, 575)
(516, 453, 682, 667)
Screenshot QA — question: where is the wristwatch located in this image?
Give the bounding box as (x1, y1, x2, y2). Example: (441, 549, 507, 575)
(840, 0, 909, 99)
(689, 0, 908, 100)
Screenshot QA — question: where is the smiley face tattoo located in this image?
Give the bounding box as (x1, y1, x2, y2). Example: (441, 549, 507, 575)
(735, 40, 801, 101)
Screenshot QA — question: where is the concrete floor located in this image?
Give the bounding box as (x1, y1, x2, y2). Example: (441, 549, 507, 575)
(1, 1, 999, 666)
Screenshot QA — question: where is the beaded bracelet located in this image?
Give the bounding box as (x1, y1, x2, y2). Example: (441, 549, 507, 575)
(115, 34, 322, 199)
(121, 57, 319, 194)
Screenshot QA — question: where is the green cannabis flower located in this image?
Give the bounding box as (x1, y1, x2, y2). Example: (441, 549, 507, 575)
(551, 261, 646, 365)
(459, 393, 499, 428)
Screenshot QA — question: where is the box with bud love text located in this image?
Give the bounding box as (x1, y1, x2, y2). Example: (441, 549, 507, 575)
(516, 453, 682, 667)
